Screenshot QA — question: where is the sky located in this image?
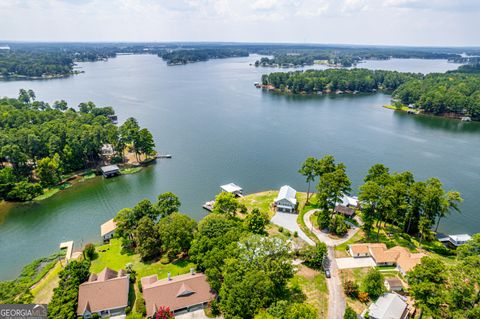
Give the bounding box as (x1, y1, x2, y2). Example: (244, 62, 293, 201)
(1, 0, 479, 46)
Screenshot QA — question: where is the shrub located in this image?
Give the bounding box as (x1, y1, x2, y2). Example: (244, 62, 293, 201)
(293, 231, 298, 238)
(279, 226, 284, 233)
(134, 293, 146, 316)
(358, 291, 369, 303)
(83, 243, 96, 260)
(344, 280, 359, 298)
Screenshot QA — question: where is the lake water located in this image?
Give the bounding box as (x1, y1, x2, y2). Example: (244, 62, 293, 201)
(0, 55, 479, 280)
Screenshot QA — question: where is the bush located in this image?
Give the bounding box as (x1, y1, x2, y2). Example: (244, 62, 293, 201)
(358, 291, 369, 303)
(344, 280, 359, 298)
(83, 243, 96, 260)
(293, 231, 298, 238)
(344, 306, 357, 319)
(301, 242, 328, 270)
(134, 293, 146, 316)
(279, 226, 284, 233)
(137, 280, 143, 293)
(362, 268, 385, 300)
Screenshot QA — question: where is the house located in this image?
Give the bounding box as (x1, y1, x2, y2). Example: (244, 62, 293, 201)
(101, 144, 114, 156)
(334, 205, 355, 218)
(220, 183, 243, 197)
(141, 270, 216, 317)
(340, 194, 359, 208)
(77, 268, 129, 318)
(348, 243, 426, 275)
(273, 185, 297, 213)
(100, 165, 120, 178)
(364, 293, 409, 319)
(384, 278, 403, 292)
(439, 234, 472, 247)
(100, 219, 117, 242)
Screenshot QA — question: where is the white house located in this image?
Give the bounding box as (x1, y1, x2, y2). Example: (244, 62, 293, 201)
(100, 219, 117, 242)
(274, 185, 297, 213)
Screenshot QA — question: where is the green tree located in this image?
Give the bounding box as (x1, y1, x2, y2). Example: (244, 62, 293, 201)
(134, 216, 161, 260)
(301, 242, 328, 270)
(135, 128, 155, 159)
(36, 153, 62, 187)
(7, 181, 43, 201)
(157, 212, 197, 257)
(213, 192, 241, 217)
(344, 306, 357, 319)
(457, 233, 480, 258)
(299, 157, 318, 203)
(244, 208, 269, 235)
(83, 243, 96, 260)
(316, 163, 351, 212)
(362, 268, 384, 300)
(286, 303, 317, 319)
(157, 192, 181, 217)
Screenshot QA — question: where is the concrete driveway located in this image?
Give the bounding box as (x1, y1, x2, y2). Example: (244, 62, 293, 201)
(271, 212, 315, 245)
(175, 309, 220, 319)
(336, 257, 376, 269)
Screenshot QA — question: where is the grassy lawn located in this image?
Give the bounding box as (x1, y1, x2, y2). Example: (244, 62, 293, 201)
(31, 262, 62, 304)
(34, 182, 72, 201)
(291, 265, 329, 319)
(383, 104, 411, 112)
(339, 268, 370, 315)
(238, 190, 277, 218)
(120, 167, 143, 175)
(297, 198, 321, 244)
(90, 239, 194, 279)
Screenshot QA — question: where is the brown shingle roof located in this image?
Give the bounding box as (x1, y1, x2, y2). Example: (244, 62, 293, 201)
(349, 243, 386, 255)
(77, 267, 129, 315)
(334, 205, 355, 217)
(385, 278, 403, 289)
(141, 272, 215, 317)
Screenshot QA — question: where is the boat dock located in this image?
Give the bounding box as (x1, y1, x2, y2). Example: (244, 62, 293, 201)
(59, 241, 74, 261)
(203, 200, 215, 212)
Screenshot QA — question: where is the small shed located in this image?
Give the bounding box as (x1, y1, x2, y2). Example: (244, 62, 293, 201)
(274, 185, 297, 213)
(101, 218, 117, 242)
(220, 183, 243, 197)
(100, 165, 120, 178)
(384, 278, 403, 292)
(334, 204, 355, 218)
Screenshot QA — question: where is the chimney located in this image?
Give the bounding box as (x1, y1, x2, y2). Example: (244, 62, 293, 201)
(167, 272, 171, 281)
(190, 268, 195, 275)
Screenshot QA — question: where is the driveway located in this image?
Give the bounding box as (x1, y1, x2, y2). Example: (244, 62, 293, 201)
(336, 257, 376, 269)
(271, 212, 315, 245)
(175, 309, 221, 319)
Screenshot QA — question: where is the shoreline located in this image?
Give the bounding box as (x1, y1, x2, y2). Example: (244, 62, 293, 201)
(383, 104, 478, 122)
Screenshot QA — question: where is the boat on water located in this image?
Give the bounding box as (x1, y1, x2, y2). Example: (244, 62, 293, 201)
(157, 154, 172, 159)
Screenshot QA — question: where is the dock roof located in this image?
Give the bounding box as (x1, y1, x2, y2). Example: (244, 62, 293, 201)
(220, 183, 242, 193)
(100, 165, 120, 173)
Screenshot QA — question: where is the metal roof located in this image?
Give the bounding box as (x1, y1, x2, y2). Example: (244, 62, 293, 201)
(220, 183, 242, 193)
(368, 293, 407, 319)
(275, 185, 297, 205)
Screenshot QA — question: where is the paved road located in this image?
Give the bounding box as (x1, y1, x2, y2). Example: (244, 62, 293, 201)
(271, 212, 316, 245)
(303, 209, 362, 319)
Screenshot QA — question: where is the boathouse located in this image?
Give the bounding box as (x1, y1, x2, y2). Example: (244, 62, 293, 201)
(100, 165, 120, 178)
(220, 183, 243, 197)
(100, 218, 117, 242)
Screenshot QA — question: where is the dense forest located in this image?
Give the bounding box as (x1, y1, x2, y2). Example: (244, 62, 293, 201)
(0, 90, 155, 201)
(261, 68, 421, 94)
(158, 48, 249, 65)
(393, 73, 480, 119)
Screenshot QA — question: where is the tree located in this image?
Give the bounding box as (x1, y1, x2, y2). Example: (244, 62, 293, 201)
(362, 268, 384, 300)
(299, 157, 318, 203)
(133, 199, 160, 221)
(456, 233, 480, 259)
(213, 192, 241, 217)
(286, 303, 317, 319)
(244, 208, 269, 235)
(407, 257, 446, 313)
(344, 306, 357, 319)
(7, 181, 43, 201)
(53, 100, 68, 111)
(135, 128, 155, 160)
(316, 163, 351, 212)
(301, 242, 328, 270)
(343, 280, 359, 298)
(157, 192, 181, 217)
(317, 210, 331, 230)
(330, 214, 348, 236)
(157, 212, 197, 257)
(36, 153, 62, 187)
(134, 216, 161, 260)
(83, 243, 96, 260)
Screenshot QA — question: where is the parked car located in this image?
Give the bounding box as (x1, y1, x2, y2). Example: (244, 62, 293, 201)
(325, 269, 331, 278)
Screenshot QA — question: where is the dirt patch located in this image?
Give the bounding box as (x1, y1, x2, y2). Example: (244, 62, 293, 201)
(297, 264, 319, 279)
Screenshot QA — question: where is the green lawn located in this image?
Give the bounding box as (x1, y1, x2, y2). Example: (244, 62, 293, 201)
(90, 239, 194, 279)
(31, 262, 63, 304)
(34, 182, 72, 201)
(238, 190, 278, 218)
(291, 265, 329, 319)
(383, 104, 411, 112)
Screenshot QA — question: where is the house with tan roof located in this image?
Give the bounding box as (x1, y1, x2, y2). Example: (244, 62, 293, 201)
(77, 267, 129, 318)
(348, 243, 426, 275)
(101, 218, 117, 242)
(141, 270, 216, 317)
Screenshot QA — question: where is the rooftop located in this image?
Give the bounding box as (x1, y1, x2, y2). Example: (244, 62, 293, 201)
(101, 218, 117, 237)
(77, 267, 129, 315)
(220, 183, 243, 193)
(368, 293, 407, 319)
(275, 185, 297, 204)
(141, 272, 215, 317)
(100, 165, 120, 173)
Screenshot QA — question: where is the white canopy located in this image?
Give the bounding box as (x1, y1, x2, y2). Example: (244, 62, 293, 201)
(220, 183, 243, 194)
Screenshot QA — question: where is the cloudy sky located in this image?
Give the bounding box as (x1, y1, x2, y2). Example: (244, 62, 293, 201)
(1, 0, 479, 46)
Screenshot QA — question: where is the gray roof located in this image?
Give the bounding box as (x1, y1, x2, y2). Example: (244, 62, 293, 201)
(368, 293, 407, 319)
(100, 165, 120, 173)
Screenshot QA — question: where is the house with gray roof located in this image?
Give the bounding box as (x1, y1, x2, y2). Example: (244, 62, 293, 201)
(274, 185, 297, 213)
(364, 293, 409, 319)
